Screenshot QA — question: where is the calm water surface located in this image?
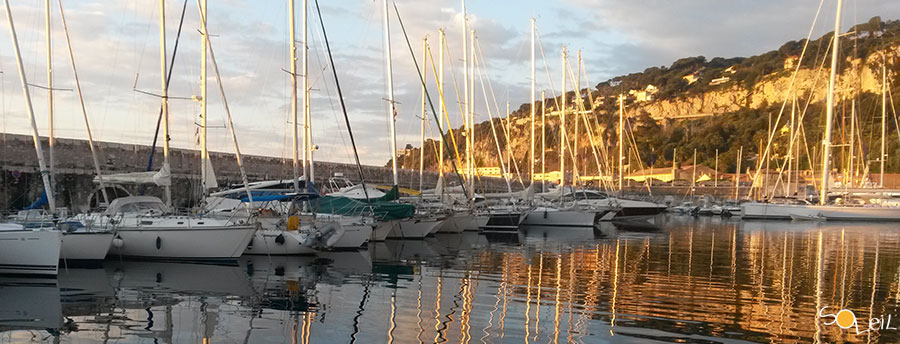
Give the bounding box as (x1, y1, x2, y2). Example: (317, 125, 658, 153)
(3, 215, 900, 343)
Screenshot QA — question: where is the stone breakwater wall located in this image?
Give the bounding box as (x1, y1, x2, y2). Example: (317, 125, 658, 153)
(0, 134, 509, 211)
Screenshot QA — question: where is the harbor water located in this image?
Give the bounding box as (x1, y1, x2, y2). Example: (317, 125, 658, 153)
(2, 215, 900, 343)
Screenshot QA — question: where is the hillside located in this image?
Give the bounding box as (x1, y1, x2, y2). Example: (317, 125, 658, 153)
(394, 17, 900, 180)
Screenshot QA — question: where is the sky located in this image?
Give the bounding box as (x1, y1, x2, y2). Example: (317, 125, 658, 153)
(0, 0, 897, 167)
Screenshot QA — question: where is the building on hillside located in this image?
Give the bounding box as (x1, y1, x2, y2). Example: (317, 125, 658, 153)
(682, 72, 700, 85)
(477, 166, 503, 178)
(709, 76, 730, 86)
(533, 171, 562, 182)
(633, 84, 659, 102)
(783, 55, 800, 70)
(625, 164, 723, 183)
(724, 66, 737, 74)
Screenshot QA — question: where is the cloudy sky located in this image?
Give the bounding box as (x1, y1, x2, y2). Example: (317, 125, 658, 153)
(0, 0, 896, 167)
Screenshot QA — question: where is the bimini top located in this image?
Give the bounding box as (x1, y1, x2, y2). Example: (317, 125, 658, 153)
(105, 196, 169, 215)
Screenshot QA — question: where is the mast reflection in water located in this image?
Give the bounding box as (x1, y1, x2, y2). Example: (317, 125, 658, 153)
(2, 217, 900, 343)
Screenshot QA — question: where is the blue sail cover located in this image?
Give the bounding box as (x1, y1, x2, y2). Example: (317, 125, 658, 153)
(24, 191, 48, 210)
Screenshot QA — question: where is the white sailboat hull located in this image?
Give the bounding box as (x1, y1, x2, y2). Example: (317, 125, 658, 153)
(741, 202, 900, 221)
(243, 230, 316, 255)
(371, 222, 392, 241)
(109, 226, 255, 260)
(384, 218, 442, 239)
(61, 232, 114, 260)
(331, 223, 372, 249)
(438, 213, 470, 233)
(522, 208, 598, 227)
(0, 230, 61, 275)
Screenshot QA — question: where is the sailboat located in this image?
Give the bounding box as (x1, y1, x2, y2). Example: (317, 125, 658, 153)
(741, 0, 900, 221)
(73, 1, 258, 260)
(3, 1, 114, 261)
(371, 0, 445, 239)
(0, 1, 62, 275)
(522, 42, 600, 228)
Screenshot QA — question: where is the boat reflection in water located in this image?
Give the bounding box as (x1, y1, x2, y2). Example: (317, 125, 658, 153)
(4, 216, 900, 342)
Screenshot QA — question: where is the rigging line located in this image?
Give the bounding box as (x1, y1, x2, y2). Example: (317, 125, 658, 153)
(474, 36, 525, 189)
(434, 35, 472, 178)
(196, 0, 253, 204)
(579, 60, 616, 191)
(393, 2, 470, 199)
(534, 26, 561, 110)
(314, 0, 370, 202)
(766, 33, 834, 199)
(567, 57, 610, 190)
(475, 49, 513, 193)
(308, 7, 356, 163)
(146, 0, 188, 172)
(746, 0, 825, 198)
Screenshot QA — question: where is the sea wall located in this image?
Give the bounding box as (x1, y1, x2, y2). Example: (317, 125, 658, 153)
(0, 134, 509, 212)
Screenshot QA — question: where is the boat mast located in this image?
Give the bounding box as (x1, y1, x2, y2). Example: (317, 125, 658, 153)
(5, 0, 56, 212)
(530, 18, 535, 187)
(200, 0, 209, 195)
(45, 0, 56, 210)
(820, 0, 842, 205)
(469, 28, 476, 195)
(289, 0, 300, 193)
(383, 0, 398, 186)
(541, 91, 546, 193)
(303, 0, 314, 185)
(786, 96, 795, 197)
(58, 0, 109, 206)
(848, 98, 855, 189)
(559, 46, 566, 190)
(438, 28, 445, 202)
(461, 0, 470, 195)
(159, 0, 172, 206)
(419, 37, 427, 198)
(880, 56, 887, 187)
(735, 146, 742, 200)
(714, 149, 719, 189)
(574, 50, 582, 189)
(618, 94, 624, 195)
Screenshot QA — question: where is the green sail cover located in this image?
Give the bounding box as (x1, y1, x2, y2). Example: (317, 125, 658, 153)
(313, 195, 414, 221)
(377, 185, 400, 202)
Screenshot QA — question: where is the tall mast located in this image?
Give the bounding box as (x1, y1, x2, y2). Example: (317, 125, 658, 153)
(289, 0, 299, 192)
(541, 91, 546, 193)
(880, 56, 887, 187)
(618, 94, 624, 194)
(529, 18, 535, 186)
(200, 0, 209, 194)
(45, 0, 56, 209)
(574, 50, 582, 188)
(461, 0, 470, 193)
(58, 0, 109, 206)
(691, 149, 697, 198)
(735, 146, 742, 200)
(438, 28, 445, 201)
(714, 149, 719, 189)
(787, 96, 795, 196)
(820, 0, 842, 205)
(848, 99, 855, 189)
(505, 100, 510, 177)
(303, 0, 314, 185)
(382, 0, 398, 186)
(469, 28, 476, 194)
(559, 46, 566, 188)
(5, 0, 55, 212)
(159, 0, 172, 206)
(419, 37, 427, 197)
